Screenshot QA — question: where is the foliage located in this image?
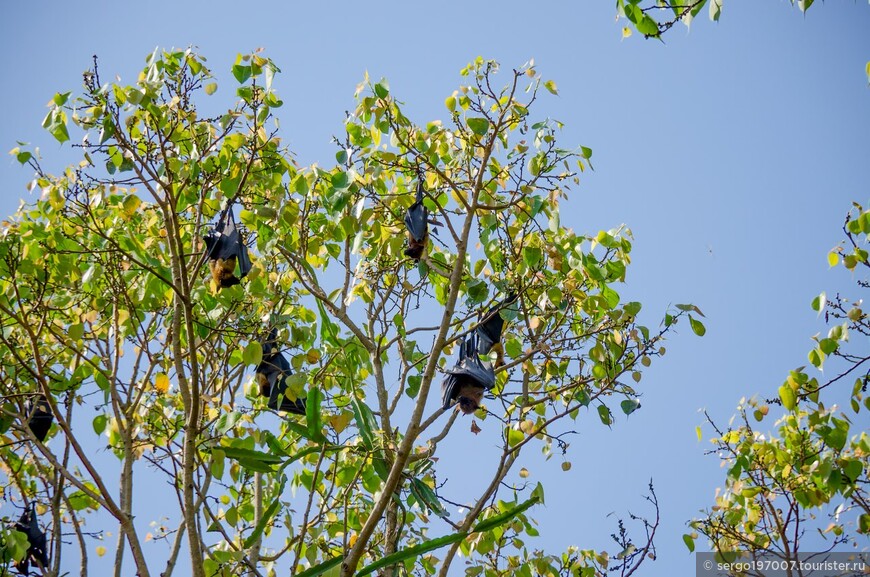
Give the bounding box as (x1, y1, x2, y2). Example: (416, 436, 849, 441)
(686, 205, 870, 561)
(0, 49, 699, 577)
(618, 0, 827, 40)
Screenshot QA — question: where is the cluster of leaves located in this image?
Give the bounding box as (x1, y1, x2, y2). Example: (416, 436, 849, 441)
(617, 0, 819, 40)
(0, 49, 699, 577)
(686, 204, 870, 561)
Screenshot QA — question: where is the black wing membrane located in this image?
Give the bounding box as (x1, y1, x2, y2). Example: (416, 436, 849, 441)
(24, 395, 53, 443)
(476, 292, 518, 356)
(403, 178, 428, 260)
(257, 332, 306, 416)
(441, 334, 495, 414)
(13, 503, 48, 575)
(204, 208, 252, 286)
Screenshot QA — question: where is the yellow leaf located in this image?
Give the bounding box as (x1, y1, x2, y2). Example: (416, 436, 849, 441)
(828, 251, 839, 267)
(866, 61, 870, 84)
(155, 373, 170, 394)
(96, 546, 106, 557)
(696, 426, 703, 442)
(306, 348, 322, 364)
(622, 27, 632, 39)
(519, 467, 530, 478)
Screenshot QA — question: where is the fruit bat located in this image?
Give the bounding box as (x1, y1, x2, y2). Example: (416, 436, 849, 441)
(441, 333, 495, 415)
(256, 332, 306, 416)
(403, 177, 428, 261)
(12, 503, 48, 575)
(23, 395, 52, 443)
(204, 208, 252, 289)
(475, 292, 518, 368)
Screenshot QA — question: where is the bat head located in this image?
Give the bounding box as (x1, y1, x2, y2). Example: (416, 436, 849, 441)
(456, 382, 484, 415)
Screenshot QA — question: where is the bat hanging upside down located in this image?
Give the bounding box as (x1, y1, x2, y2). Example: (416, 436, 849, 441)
(209, 256, 240, 288)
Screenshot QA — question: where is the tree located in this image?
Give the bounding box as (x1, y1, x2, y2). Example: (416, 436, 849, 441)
(0, 49, 701, 577)
(686, 205, 870, 567)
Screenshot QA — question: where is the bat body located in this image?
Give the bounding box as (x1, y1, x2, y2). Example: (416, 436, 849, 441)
(204, 208, 251, 290)
(13, 504, 48, 575)
(403, 178, 428, 261)
(441, 334, 495, 415)
(476, 292, 517, 368)
(24, 395, 52, 443)
(256, 332, 306, 416)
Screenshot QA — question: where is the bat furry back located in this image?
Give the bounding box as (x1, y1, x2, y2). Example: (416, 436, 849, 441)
(204, 208, 251, 289)
(256, 330, 306, 416)
(13, 504, 48, 575)
(441, 334, 495, 415)
(24, 395, 53, 443)
(403, 178, 428, 261)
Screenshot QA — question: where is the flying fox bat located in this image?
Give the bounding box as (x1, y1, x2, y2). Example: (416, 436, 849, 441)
(13, 503, 48, 575)
(256, 331, 306, 416)
(24, 395, 52, 443)
(476, 292, 518, 368)
(403, 177, 429, 261)
(441, 333, 496, 415)
(204, 208, 252, 289)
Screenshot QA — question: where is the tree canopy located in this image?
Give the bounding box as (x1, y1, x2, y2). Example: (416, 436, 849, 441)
(0, 50, 702, 577)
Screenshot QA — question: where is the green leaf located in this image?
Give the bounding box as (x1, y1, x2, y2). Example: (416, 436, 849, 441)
(689, 316, 706, 337)
(682, 533, 695, 552)
(232, 64, 252, 84)
(620, 399, 640, 415)
(471, 495, 540, 533)
(356, 532, 467, 577)
(351, 398, 377, 450)
(811, 291, 826, 313)
(410, 478, 449, 518)
(467, 117, 490, 136)
(217, 445, 285, 464)
(243, 478, 286, 548)
(597, 405, 612, 426)
(543, 80, 558, 95)
(374, 82, 389, 98)
(859, 514, 870, 534)
(243, 341, 263, 366)
(779, 383, 797, 411)
(306, 387, 325, 442)
(92, 414, 107, 435)
(205, 82, 218, 95)
(295, 556, 343, 577)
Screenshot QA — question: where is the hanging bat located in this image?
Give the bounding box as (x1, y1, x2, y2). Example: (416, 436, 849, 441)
(403, 177, 428, 261)
(256, 331, 306, 416)
(441, 334, 496, 415)
(476, 292, 518, 369)
(204, 208, 252, 289)
(13, 503, 49, 575)
(23, 395, 53, 443)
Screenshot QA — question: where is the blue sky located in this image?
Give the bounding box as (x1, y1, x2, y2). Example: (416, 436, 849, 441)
(1, 2, 869, 575)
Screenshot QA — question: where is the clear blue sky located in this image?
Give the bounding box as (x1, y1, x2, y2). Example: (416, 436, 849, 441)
(2, 2, 868, 575)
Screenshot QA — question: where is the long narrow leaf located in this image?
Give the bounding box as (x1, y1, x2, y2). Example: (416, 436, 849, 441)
(471, 495, 539, 534)
(217, 446, 285, 464)
(355, 531, 467, 577)
(306, 387, 325, 442)
(295, 555, 343, 577)
(242, 477, 286, 548)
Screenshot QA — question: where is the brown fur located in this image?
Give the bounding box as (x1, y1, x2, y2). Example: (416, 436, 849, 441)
(404, 231, 428, 261)
(256, 372, 271, 398)
(491, 342, 505, 369)
(209, 256, 240, 288)
(456, 384, 484, 415)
